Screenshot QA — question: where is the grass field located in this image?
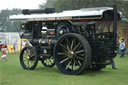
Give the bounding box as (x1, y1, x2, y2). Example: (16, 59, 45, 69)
(0, 52, 128, 85)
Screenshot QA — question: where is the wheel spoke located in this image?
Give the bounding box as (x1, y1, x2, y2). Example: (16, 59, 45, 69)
(49, 58, 53, 64)
(75, 50, 84, 54)
(30, 60, 34, 66)
(66, 39, 70, 46)
(58, 52, 67, 56)
(31, 58, 36, 60)
(47, 59, 50, 65)
(27, 60, 30, 68)
(30, 53, 35, 57)
(60, 44, 67, 50)
(71, 39, 74, 50)
(50, 57, 54, 62)
(24, 52, 28, 56)
(77, 60, 82, 66)
(60, 58, 69, 64)
(77, 45, 81, 51)
(66, 60, 71, 69)
(46, 59, 48, 65)
(44, 59, 47, 65)
(73, 42, 80, 51)
(24, 59, 28, 65)
(23, 58, 28, 62)
(66, 44, 70, 51)
(76, 55, 84, 60)
(23, 52, 28, 58)
(79, 54, 84, 56)
(72, 59, 76, 70)
(26, 49, 31, 56)
(23, 55, 27, 59)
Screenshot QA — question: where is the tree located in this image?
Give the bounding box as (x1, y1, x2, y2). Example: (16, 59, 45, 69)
(39, 0, 128, 18)
(39, 0, 57, 8)
(0, 9, 21, 32)
(53, 0, 128, 18)
(54, 0, 114, 11)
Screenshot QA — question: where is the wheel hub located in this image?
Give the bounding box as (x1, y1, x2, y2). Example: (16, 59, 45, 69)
(67, 51, 74, 59)
(27, 56, 30, 60)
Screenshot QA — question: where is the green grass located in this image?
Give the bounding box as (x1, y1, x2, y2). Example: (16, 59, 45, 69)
(0, 52, 128, 85)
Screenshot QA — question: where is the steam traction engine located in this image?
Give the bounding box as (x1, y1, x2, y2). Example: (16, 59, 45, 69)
(9, 6, 120, 75)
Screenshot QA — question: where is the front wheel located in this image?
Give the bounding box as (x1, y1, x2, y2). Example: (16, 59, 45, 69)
(54, 33, 91, 75)
(20, 46, 38, 70)
(40, 56, 55, 68)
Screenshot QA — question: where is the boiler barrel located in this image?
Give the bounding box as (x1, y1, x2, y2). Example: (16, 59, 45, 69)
(29, 39, 56, 46)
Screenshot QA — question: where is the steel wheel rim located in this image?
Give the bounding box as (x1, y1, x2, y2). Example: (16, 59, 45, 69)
(56, 37, 87, 73)
(22, 48, 36, 69)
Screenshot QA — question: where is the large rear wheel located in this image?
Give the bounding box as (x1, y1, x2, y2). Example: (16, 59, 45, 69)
(54, 33, 91, 75)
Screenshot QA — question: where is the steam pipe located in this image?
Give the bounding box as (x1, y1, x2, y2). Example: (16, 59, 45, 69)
(22, 8, 56, 15)
(113, 4, 117, 50)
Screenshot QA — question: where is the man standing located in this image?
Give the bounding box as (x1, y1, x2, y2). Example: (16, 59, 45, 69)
(111, 59, 117, 69)
(119, 39, 125, 58)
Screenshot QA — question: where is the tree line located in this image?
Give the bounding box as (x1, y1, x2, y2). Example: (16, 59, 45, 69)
(0, 9, 21, 32)
(0, 0, 127, 32)
(40, 0, 128, 18)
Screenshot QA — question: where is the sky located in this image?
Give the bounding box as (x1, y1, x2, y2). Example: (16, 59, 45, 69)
(0, 0, 47, 10)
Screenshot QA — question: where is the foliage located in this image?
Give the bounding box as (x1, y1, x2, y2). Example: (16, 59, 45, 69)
(39, 0, 57, 8)
(41, 0, 128, 18)
(0, 9, 21, 32)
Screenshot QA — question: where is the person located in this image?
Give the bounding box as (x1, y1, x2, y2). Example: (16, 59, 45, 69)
(13, 43, 16, 52)
(119, 39, 125, 58)
(1, 45, 7, 61)
(111, 59, 117, 69)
